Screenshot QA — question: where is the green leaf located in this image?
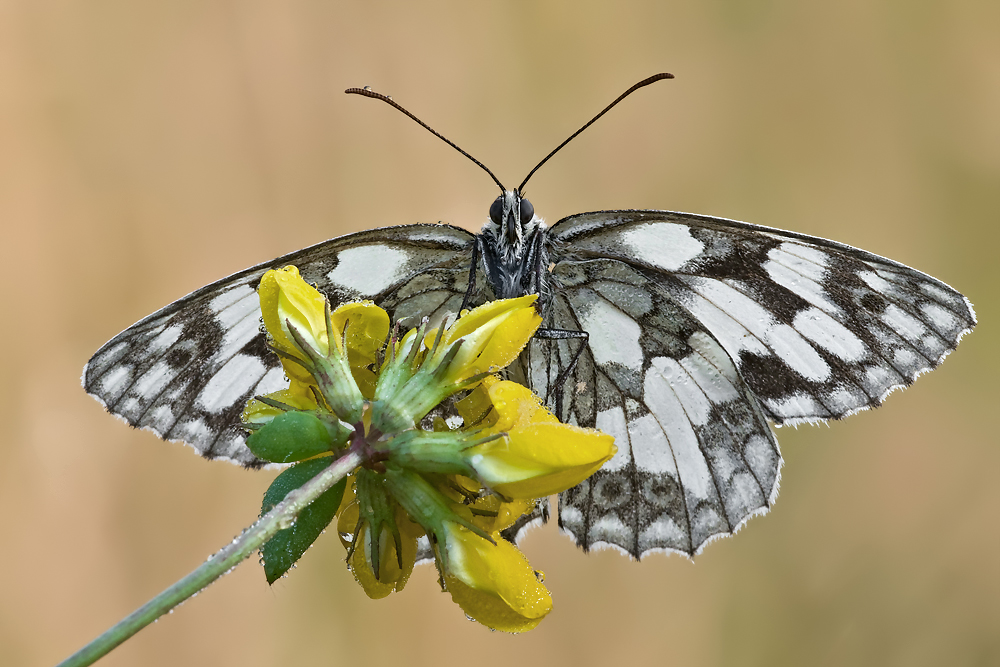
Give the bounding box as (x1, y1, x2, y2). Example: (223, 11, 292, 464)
(260, 457, 348, 584)
(247, 411, 342, 463)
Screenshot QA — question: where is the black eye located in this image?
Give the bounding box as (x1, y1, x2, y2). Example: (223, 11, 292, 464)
(489, 196, 503, 225)
(519, 198, 534, 225)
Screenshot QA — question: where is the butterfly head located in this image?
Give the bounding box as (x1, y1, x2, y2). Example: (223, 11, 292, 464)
(489, 190, 535, 250)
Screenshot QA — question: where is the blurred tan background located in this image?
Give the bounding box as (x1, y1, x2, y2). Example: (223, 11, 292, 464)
(2, 1, 997, 666)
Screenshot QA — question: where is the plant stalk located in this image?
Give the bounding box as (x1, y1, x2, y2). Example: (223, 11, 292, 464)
(56, 451, 361, 667)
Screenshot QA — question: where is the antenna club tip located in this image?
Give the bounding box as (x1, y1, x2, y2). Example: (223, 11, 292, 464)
(345, 86, 376, 97)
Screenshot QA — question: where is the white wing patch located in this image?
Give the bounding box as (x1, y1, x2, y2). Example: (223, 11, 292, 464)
(627, 413, 678, 475)
(134, 361, 179, 398)
(792, 308, 867, 362)
(197, 354, 268, 414)
(100, 365, 133, 396)
(218, 297, 264, 355)
(210, 285, 257, 326)
(595, 407, 630, 472)
(619, 222, 705, 271)
(686, 277, 832, 381)
(763, 245, 840, 314)
(326, 246, 412, 296)
(881, 304, 929, 343)
(574, 293, 644, 371)
(149, 326, 184, 353)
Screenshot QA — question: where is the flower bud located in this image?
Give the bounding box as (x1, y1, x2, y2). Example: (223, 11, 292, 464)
(257, 267, 377, 422)
(342, 504, 421, 599)
(387, 429, 500, 477)
(439, 521, 552, 633)
(259, 266, 331, 380)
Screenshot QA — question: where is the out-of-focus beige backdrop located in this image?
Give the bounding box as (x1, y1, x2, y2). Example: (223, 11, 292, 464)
(2, 2, 996, 666)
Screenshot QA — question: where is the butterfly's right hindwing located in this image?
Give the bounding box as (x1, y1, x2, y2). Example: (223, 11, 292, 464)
(84, 224, 478, 466)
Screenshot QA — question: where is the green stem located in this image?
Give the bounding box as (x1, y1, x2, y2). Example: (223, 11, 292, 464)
(56, 451, 362, 667)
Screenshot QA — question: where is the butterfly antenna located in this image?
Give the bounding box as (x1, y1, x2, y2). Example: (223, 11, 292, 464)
(346, 86, 506, 193)
(518, 73, 674, 193)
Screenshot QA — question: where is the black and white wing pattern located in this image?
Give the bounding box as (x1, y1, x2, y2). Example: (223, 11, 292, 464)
(83, 224, 481, 466)
(521, 209, 975, 558)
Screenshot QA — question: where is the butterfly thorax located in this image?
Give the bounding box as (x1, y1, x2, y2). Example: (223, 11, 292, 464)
(478, 190, 550, 304)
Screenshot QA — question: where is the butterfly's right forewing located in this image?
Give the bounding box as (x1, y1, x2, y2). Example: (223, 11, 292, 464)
(84, 224, 479, 466)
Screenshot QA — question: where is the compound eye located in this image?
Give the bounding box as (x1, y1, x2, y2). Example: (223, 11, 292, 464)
(519, 197, 534, 225)
(489, 196, 504, 225)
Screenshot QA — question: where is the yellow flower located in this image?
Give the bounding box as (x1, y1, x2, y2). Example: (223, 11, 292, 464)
(439, 521, 552, 633)
(245, 265, 618, 633)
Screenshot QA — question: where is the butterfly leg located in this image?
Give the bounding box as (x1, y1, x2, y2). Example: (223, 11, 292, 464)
(459, 240, 481, 313)
(534, 327, 588, 420)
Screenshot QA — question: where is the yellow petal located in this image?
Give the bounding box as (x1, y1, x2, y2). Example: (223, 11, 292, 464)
(442, 296, 541, 383)
(330, 301, 390, 399)
(259, 266, 330, 383)
(241, 380, 319, 426)
(445, 295, 537, 342)
(471, 422, 616, 498)
(462, 380, 616, 498)
(441, 522, 552, 632)
(483, 381, 559, 434)
(464, 306, 543, 377)
(454, 375, 501, 429)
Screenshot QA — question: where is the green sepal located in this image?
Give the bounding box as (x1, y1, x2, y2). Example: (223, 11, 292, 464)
(387, 429, 487, 476)
(382, 466, 494, 573)
(246, 411, 349, 463)
(260, 457, 348, 584)
(354, 468, 402, 580)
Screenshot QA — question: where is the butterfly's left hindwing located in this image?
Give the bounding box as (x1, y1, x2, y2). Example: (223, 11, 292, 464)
(84, 224, 478, 466)
(516, 258, 781, 557)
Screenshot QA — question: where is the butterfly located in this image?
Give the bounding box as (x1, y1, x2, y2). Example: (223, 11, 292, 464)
(83, 74, 976, 559)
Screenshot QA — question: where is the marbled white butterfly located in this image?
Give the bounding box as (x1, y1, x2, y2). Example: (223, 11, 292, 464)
(83, 74, 975, 559)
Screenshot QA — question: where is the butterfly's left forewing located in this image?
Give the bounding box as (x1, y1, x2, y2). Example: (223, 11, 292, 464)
(84, 224, 479, 466)
(548, 210, 975, 426)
